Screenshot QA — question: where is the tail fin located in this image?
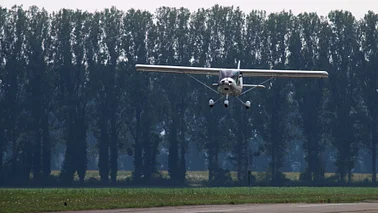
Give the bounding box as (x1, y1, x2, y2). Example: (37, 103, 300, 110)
(237, 60, 240, 70)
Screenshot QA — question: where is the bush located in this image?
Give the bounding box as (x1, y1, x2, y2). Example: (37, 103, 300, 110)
(208, 168, 234, 186)
(269, 172, 290, 186)
(299, 171, 312, 181)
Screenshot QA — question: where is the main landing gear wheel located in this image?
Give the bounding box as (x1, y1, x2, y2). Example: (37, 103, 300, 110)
(245, 101, 251, 109)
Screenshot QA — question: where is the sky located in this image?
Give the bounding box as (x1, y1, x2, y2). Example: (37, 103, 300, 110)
(0, 0, 377, 19)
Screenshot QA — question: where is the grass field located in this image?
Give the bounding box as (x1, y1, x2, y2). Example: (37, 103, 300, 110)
(1, 171, 376, 213)
(1, 187, 378, 213)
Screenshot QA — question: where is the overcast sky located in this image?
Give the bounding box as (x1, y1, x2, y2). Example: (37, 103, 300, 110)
(0, 0, 376, 19)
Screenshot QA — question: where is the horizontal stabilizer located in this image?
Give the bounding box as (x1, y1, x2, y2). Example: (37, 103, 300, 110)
(243, 84, 266, 88)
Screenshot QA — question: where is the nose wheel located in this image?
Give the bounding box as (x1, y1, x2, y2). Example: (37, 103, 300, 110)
(224, 99, 229, 108)
(224, 94, 229, 108)
(209, 99, 214, 108)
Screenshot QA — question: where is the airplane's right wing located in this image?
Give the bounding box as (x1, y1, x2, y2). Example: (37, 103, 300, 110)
(135, 64, 220, 76)
(240, 69, 329, 78)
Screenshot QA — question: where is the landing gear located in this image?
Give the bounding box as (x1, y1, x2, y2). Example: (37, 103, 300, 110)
(208, 97, 223, 108)
(236, 97, 251, 109)
(209, 99, 214, 108)
(245, 101, 251, 109)
(184, 71, 273, 110)
(224, 99, 229, 108)
(224, 94, 229, 108)
(209, 95, 250, 109)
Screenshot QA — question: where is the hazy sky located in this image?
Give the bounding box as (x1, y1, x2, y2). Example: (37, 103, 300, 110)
(0, 0, 376, 19)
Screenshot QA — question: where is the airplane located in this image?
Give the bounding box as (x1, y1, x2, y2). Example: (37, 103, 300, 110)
(135, 61, 328, 109)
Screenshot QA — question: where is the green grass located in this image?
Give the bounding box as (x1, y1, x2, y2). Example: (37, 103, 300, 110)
(1, 187, 378, 213)
(3, 171, 375, 213)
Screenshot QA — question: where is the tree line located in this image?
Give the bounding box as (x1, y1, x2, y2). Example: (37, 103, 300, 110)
(0, 5, 378, 186)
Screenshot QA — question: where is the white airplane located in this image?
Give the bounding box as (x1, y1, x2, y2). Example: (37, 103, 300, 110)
(135, 61, 328, 109)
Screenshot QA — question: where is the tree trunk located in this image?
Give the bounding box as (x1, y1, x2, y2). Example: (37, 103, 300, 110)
(142, 114, 152, 181)
(98, 109, 109, 184)
(179, 117, 186, 183)
(179, 142, 186, 183)
(207, 111, 219, 182)
(236, 136, 242, 182)
(236, 122, 248, 185)
(0, 128, 3, 184)
(32, 126, 42, 181)
(168, 111, 179, 182)
(23, 143, 34, 181)
(42, 113, 51, 181)
(372, 142, 377, 183)
(133, 108, 143, 183)
(110, 116, 118, 184)
(371, 114, 377, 183)
(270, 103, 279, 184)
(150, 135, 159, 175)
(61, 109, 77, 184)
(76, 106, 87, 184)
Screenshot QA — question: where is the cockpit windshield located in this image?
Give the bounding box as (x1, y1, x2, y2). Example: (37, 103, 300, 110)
(219, 70, 240, 81)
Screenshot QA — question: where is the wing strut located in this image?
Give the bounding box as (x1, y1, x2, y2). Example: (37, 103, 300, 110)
(186, 73, 219, 94)
(240, 77, 275, 96)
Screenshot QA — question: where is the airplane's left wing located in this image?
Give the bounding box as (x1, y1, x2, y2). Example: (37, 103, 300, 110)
(240, 69, 328, 78)
(135, 64, 220, 76)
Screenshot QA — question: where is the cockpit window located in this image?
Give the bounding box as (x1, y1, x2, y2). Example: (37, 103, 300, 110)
(219, 70, 240, 81)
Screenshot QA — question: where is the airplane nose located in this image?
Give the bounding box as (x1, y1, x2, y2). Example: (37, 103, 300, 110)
(220, 79, 233, 85)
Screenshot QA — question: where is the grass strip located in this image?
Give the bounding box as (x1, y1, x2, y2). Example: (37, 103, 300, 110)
(1, 187, 378, 213)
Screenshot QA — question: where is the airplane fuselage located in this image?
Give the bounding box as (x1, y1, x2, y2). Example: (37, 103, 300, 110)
(217, 69, 243, 97)
(217, 77, 242, 96)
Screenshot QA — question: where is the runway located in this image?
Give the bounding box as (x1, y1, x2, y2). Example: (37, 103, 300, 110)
(60, 202, 378, 213)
